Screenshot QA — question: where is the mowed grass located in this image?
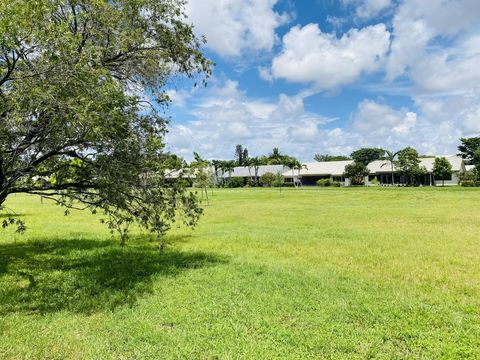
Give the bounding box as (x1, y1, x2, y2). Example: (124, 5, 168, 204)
(0, 187, 479, 359)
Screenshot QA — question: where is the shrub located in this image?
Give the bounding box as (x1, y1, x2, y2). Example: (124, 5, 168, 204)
(317, 178, 332, 187)
(260, 172, 276, 187)
(370, 177, 380, 185)
(225, 177, 245, 188)
(351, 178, 365, 186)
(317, 178, 341, 187)
(459, 171, 480, 187)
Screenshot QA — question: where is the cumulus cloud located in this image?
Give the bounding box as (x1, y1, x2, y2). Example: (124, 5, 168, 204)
(166, 80, 332, 160)
(269, 23, 390, 91)
(185, 0, 289, 57)
(386, 0, 480, 93)
(351, 100, 417, 146)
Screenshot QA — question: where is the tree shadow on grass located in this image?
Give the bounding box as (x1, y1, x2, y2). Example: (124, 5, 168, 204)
(0, 236, 225, 315)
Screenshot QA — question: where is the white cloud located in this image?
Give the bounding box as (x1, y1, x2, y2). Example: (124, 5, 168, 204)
(270, 23, 390, 91)
(166, 83, 480, 160)
(342, 0, 392, 20)
(258, 66, 274, 83)
(185, 0, 289, 57)
(414, 90, 480, 136)
(386, 0, 480, 92)
(166, 89, 191, 108)
(166, 80, 332, 160)
(351, 100, 417, 144)
(356, 0, 392, 19)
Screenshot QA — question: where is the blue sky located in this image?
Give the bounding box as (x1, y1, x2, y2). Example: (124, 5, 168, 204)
(164, 0, 480, 161)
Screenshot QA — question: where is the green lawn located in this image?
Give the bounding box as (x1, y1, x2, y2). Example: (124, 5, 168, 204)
(1, 187, 479, 359)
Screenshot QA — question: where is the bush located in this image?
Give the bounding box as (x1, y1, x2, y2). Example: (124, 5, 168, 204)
(370, 177, 380, 185)
(260, 172, 276, 187)
(459, 171, 480, 187)
(317, 178, 341, 187)
(225, 177, 245, 188)
(351, 178, 365, 186)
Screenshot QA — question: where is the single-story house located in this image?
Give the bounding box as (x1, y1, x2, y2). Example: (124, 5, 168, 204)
(284, 156, 465, 186)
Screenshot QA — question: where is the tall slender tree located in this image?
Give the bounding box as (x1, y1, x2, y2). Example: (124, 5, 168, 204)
(381, 150, 400, 185)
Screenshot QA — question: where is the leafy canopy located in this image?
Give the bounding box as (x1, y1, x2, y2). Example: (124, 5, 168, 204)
(458, 137, 480, 164)
(432, 157, 453, 186)
(350, 148, 385, 165)
(314, 154, 350, 162)
(343, 162, 370, 185)
(0, 0, 212, 242)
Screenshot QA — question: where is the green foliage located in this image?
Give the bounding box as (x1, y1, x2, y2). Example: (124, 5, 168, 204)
(272, 173, 284, 188)
(344, 162, 370, 185)
(234, 145, 249, 166)
(397, 147, 427, 185)
(459, 170, 480, 187)
(314, 154, 351, 162)
(316, 178, 341, 187)
(350, 148, 385, 165)
(0, 0, 212, 241)
(432, 157, 453, 186)
(225, 177, 244, 188)
(458, 137, 480, 164)
(370, 177, 380, 185)
(260, 172, 276, 187)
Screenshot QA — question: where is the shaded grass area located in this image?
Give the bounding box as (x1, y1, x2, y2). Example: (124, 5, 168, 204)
(0, 237, 222, 314)
(0, 188, 479, 359)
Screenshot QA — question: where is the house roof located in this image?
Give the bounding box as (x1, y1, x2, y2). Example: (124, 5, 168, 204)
(224, 165, 288, 178)
(283, 160, 354, 177)
(368, 156, 464, 173)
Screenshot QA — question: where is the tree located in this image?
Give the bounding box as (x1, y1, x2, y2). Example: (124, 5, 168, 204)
(211, 160, 223, 187)
(191, 153, 211, 204)
(381, 150, 400, 185)
(273, 173, 284, 195)
(234, 144, 249, 166)
(283, 158, 305, 188)
(397, 147, 426, 185)
(458, 137, 480, 164)
(222, 160, 236, 182)
(266, 147, 289, 165)
(235, 145, 243, 166)
(248, 157, 262, 185)
(242, 148, 249, 165)
(314, 154, 350, 162)
(351, 148, 385, 165)
(260, 172, 275, 187)
(344, 162, 370, 185)
(432, 157, 453, 187)
(0, 0, 211, 244)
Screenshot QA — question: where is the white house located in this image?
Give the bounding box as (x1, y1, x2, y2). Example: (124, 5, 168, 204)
(283, 156, 465, 186)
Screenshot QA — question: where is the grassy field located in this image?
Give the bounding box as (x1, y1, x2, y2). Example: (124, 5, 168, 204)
(0, 187, 479, 359)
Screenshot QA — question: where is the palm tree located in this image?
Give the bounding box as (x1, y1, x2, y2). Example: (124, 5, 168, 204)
(249, 157, 262, 185)
(223, 160, 236, 183)
(284, 158, 306, 188)
(381, 150, 399, 185)
(211, 160, 222, 187)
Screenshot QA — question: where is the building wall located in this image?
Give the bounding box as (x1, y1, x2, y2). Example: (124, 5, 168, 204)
(434, 172, 460, 186)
